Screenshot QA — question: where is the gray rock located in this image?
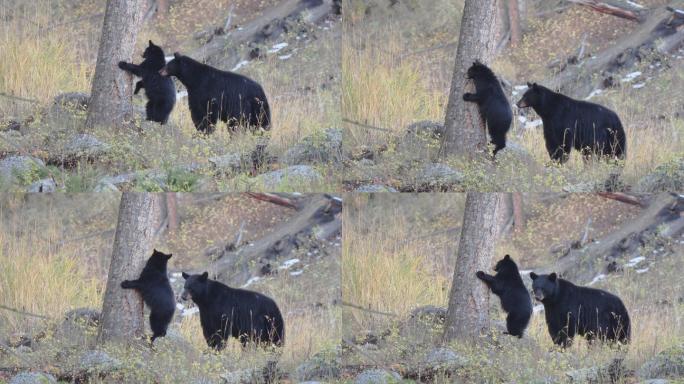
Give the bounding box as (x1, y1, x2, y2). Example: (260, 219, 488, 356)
(406, 120, 444, 138)
(636, 158, 683, 192)
(422, 347, 468, 373)
(354, 369, 402, 384)
(0, 156, 45, 184)
(63, 134, 110, 160)
(354, 184, 397, 193)
(357, 159, 375, 167)
(283, 128, 343, 165)
(209, 153, 243, 173)
(639, 344, 684, 379)
(220, 368, 260, 384)
(27, 178, 56, 193)
(563, 182, 598, 193)
(416, 163, 464, 188)
(77, 350, 121, 374)
(53, 92, 89, 110)
(256, 165, 322, 189)
(295, 350, 341, 380)
(9, 372, 57, 384)
(566, 358, 627, 383)
(639, 380, 670, 384)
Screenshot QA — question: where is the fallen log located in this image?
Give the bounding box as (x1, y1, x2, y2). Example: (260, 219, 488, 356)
(539, 193, 682, 283)
(547, 1, 684, 97)
(567, 0, 647, 22)
(190, 0, 334, 68)
(202, 194, 342, 285)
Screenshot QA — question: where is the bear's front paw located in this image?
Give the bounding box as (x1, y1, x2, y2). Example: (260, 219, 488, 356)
(475, 271, 485, 279)
(463, 93, 474, 101)
(120, 280, 132, 288)
(118, 61, 128, 70)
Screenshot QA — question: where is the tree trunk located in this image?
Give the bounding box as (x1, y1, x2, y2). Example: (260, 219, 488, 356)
(508, 0, 522, 46)
(85, 0, 145, 130)
(98, 193, 161, 344)
(166, 193, 179, 232)
(156, 0, 169, 19)
(441, 0, 503, 157)
(443, 193, 503, 342)
(512, 192, 525, 232)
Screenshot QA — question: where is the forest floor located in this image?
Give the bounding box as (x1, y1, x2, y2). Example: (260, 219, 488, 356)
(0, 0, 341, 193)
(0, 193, 341, 383)
(342, 0, 683, 193)
(341, 193, 684, 383)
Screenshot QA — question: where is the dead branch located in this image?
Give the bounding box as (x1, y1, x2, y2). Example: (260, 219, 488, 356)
(597, 192, 645, 206)
(245, 192, 299, 210)
(567, 0, 647, 22)
(0, 304, 52, 320)
(342, 118, 395, 133)
(340, 301, 398, 317)
(0, 92, 39, 104)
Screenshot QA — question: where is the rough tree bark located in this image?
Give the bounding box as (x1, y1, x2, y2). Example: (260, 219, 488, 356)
(85, 0, 146, 130)
(512, 193, 525, 232)
(166, 193, 179, 232)
(508, 0, 522, 46)
(443, 193, 503, 342)
(441, 0, 504, 157)
(98, 193, 161, 344)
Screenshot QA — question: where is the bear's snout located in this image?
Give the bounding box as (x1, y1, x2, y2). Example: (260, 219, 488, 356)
(181, 290, 191, 301)
(516, 99, 529, 108)
(159, 67, 169, 76)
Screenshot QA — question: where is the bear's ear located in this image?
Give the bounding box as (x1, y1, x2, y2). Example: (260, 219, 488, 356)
(533, 82, 539, 89)
(166, 253, 172, 260)
(504, 254, 511, 260)
(174, 52, 181, 59)
(549, 272, 557, 282)
(530, 272, 538, 280)
(526, 82, 533, 87)
(182, 272, 189, 279)
(149, 40, 154, 47)
(200, 272, 209, 281)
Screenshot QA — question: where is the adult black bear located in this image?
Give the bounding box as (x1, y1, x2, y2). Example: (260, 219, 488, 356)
(530, 272, 630, 347)
(476, 254, 532, 337)
(159, 53, 271, 134)
(462, 61, 513, 156)
(180, 272, 284, 350)
(118, 40, 176, 124)
(120, 249, 176, 342)
(516, 83, 626, 163)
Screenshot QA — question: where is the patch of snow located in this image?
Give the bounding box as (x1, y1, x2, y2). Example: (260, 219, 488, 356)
(241, 276, 261, 288)
(517, 116, 528, 124)
(290, 270, 304, 276)
(533, 304, 544, 314)
(176, 91, 188, 100)
(625, 1, 645, 9)
(279, 258, 300, 269)
(165, 56, 173, 63)
(182, 307, 199, 317)
(514, 85, 529, 91)
(588, 274, 606, 286)
(268, 42, 288, 53)
(176, 303, 184, 311)
(585, 89, 603, 100)
(636, 267, 650, 274)
(621, 71, 642, 82)
(632, 82, 646, 89)
(524, 119, 543, 129)
(625, 256, 645, 268)
(172, 272, 183, 278)
(232, 60, 250, 71)
(278, 54, 293, 60)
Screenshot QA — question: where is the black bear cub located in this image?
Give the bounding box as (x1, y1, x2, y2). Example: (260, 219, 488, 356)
(118, 40, 176, 124)
(476, 254, 532, 337)
(516, 83, 626, 163)
(462, 61, 513, 156)
(181, 272, 284, 350)
(160, 53, 271, 134)
(530, 272, 630, 347)
(120, 249, 176, 342)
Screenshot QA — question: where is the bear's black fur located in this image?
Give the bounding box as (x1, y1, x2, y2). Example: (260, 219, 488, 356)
(120, 249, 176, 342)
(530, 272, 630, 347)
(516, 83, 626, 163)
(118, 40, 176, 124)
(462, 61, 513, 156)
(180, 272, 284, 350)
(476, 254, 532, 337)
(160, 53, 271, 133)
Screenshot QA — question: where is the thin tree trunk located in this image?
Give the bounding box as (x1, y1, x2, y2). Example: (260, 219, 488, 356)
(443, 193, 503, 342)
(85, 0, 145, 130)
(508, 0, 522, 46)
(441, 0, 503, 157)
(98, 193, 161, 344)
(512, 192, 525, 232)
(166, 193, 179, 232)
(156, 0, 169, 19)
